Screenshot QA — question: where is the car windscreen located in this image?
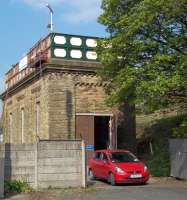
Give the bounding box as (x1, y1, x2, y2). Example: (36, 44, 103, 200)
(110, 152, 139, 163)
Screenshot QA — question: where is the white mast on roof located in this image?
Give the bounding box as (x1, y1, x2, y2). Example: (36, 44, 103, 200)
(46, 3, 54, 32)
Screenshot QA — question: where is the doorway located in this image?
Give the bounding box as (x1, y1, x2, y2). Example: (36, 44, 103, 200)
(94, 116, 110, 150)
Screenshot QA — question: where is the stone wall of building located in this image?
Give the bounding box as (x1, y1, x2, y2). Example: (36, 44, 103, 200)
(3, 74, 50, 144)
(2, 64, 116, 144)
(47, 73, 75, 140)
(75, 74, 114, 114)
(46, 72, 115, 140)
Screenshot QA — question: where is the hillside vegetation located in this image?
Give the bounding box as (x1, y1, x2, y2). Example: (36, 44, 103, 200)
(137, 112, 187, 176)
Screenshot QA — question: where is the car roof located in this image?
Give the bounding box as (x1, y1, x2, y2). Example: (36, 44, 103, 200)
(94, 149, 130, 153)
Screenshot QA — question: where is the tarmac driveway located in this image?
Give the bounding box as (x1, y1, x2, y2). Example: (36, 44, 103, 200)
(4, 178, 187, 200)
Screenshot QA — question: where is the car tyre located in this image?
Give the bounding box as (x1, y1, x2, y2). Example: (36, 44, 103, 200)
(108, 173, 116, 186)
(89, 169, 95, 180)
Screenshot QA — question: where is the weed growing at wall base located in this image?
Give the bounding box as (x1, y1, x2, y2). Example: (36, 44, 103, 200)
(5, 180, 33, 194)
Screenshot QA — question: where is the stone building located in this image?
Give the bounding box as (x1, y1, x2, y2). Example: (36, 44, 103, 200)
(0, 33, 135, 152)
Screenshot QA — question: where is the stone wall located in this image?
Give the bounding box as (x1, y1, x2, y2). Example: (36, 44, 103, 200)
(2, 63, 117, 144)
(75, 74, 114, 114)
(0, 140, 86, 189)
(47, 73, 75, 140)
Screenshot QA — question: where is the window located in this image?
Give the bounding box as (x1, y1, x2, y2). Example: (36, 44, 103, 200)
(9, 113, 13, 143)
(111, 152, 139, 163)
(100, 153, 108, 161)
(0, 133, 3, 143)
(93, 152, 101, 160)
(21, 108, 24, 143)
(93, 152, 108, 161)
(36, 102, 40, 135)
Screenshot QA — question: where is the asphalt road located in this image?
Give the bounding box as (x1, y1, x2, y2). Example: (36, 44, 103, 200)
(61, 181, 187, 200)
(4, 178, 187, 200)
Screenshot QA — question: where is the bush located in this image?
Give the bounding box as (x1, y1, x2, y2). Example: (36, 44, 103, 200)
(146, 150, 170, 177)
(140, 115, 187, 177)
(172, 118, 187, 138)
(5, 180, 33, 194)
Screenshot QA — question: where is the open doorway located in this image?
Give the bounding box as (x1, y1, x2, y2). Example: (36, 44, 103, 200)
(94, 116, 110, 150)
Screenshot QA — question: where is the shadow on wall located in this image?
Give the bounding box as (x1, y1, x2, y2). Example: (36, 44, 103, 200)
(4, 144, 12, 182)
(0, 114, 3, 143)
(66, 90, 73, 139)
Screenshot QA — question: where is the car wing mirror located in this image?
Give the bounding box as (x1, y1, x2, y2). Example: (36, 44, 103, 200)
(103, 159, 109, 164)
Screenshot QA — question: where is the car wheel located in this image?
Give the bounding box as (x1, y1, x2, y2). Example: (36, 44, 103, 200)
(108, 173, 116, 186)
(89, 169, 95, 180)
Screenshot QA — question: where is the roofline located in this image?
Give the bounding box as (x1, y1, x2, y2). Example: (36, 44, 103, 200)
(1, 60, 100, 100)
(52, 32, 102, 40)
(5, 32, 102, 76)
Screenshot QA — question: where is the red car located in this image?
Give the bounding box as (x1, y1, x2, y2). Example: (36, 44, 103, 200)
(88, 150, 150, 185)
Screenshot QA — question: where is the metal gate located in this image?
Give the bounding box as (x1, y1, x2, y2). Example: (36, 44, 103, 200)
(169, 139, 187, 179)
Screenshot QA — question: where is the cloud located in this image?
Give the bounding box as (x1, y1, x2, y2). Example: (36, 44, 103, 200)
(0, 77, 5, 95)
(62, 0, 101, 24)
(13, 0, 102, 23)
(12, 0, 64, 7)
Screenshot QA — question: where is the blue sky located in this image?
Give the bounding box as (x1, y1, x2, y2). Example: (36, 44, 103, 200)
(0, 0, 106, 94)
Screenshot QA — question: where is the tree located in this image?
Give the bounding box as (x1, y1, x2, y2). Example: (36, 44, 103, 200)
(98, 0, 187, 112)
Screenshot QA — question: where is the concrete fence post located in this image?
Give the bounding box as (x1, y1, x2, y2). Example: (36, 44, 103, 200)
(34, 142, 38, 190)
(81, 140, 87, 188)
(0, 158, 4, 198)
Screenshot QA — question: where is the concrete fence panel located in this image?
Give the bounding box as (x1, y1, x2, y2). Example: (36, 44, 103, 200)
(3, 144, 36, 187)
(0, 146, 4, 198)
(37, 140, 85, 188)
(0, 158, 4, 198)
(0, 140, 86, 190)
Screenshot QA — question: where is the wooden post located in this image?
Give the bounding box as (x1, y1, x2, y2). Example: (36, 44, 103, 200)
(149, 141, 154, 155)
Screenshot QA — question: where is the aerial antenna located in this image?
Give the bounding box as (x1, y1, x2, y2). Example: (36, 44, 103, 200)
(46, 3, 54, 32)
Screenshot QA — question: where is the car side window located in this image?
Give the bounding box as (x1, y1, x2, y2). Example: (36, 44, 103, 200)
(100, 153, 108, 161)
(93, 152, 101, 160)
